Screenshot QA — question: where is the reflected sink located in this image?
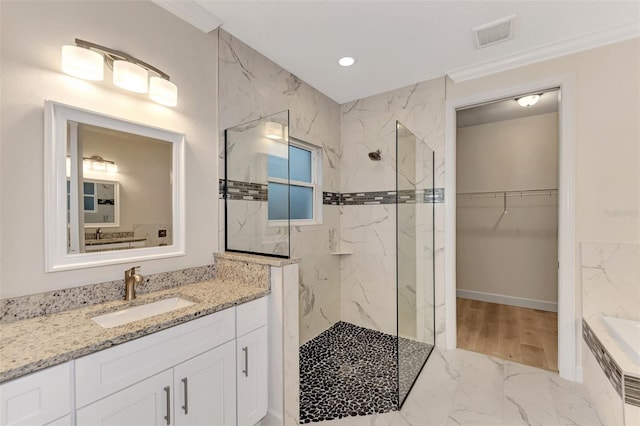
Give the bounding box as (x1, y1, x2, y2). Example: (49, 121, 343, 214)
(91, 297, 195, 329)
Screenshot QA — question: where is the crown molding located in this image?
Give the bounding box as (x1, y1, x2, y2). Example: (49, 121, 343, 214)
(151, 0, 223, 33)
(448, 22, 640, 83)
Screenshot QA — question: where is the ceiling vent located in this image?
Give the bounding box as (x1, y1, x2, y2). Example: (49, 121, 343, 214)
(472, 15, 515, 49)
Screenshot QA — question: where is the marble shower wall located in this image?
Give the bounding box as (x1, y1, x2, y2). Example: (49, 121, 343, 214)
(339, 79, 445, 339)
(218, 30, 342, 344)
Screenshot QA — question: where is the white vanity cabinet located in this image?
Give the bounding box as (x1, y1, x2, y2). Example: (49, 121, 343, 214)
(77, 296, 268, 426)
(76, 342, 237, 426)
(0, 362, 71, 426)
(236, 297, 268, 426)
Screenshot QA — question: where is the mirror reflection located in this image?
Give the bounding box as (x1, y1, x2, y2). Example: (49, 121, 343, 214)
(66, 122, 173, 254)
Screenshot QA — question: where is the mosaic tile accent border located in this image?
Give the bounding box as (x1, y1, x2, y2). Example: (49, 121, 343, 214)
(323, 191, 341, 205)
(583, 319, 623, 397)
(0, 265, 215, 323)
(626, 374, 640, 407)
(334, 188, 444, 205)
(221, 179, 268, 201)
(85, 231, 134, 240)
(220, 179, 445, 205)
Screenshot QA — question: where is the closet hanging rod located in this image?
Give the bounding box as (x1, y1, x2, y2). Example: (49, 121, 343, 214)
(456, 188, 558, 198)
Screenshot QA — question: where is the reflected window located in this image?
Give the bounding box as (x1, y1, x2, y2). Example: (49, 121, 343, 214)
(268, 139, 321, 224)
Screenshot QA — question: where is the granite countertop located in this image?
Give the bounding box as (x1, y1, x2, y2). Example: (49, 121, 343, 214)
(84, 237, 147, 246)
(0, 278, 269, 383)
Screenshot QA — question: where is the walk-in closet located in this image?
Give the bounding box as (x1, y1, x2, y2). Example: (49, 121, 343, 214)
(455, 90, 560, 371)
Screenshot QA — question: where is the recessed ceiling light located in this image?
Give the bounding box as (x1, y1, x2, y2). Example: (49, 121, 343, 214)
(338, 56, 356, 67)
(517, 94, 541, 107)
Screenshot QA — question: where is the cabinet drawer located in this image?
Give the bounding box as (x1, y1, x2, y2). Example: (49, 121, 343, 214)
(0, 362, 71, 426)
(76, 307, 234, 408)
(236, 296, 268, 337)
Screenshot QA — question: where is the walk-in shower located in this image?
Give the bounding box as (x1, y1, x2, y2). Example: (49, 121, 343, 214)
(224, 114, 435, 422)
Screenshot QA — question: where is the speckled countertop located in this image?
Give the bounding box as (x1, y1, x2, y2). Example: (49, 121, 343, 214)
(0, 278, 269, 383)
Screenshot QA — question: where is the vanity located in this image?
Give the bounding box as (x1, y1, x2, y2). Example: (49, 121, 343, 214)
(0, 250, 301, 426)
(0, 276, 269, 426)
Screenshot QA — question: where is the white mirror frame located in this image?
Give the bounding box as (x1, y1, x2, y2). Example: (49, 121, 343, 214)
(44, 100, 186, 272)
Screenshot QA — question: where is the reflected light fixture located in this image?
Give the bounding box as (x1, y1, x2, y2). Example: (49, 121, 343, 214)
(83, 156, 118, 173)
(61, 39, 178, 107)
(517, 94, 541, 107)
(265, 121, 283, 140)
(338, 56, 356, 67)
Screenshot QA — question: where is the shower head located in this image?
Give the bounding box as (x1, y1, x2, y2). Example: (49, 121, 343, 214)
(368, 150, 382, 161)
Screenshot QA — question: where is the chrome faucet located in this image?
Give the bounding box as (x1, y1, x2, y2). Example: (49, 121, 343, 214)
(95, 228, 102, 240)
(124, 266, 143, 301)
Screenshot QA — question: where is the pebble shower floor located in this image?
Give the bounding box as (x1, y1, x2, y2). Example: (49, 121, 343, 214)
(299, 322, 432, 423)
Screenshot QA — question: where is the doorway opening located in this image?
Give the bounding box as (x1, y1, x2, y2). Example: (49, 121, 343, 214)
(454, 89, 560, 371)
(444, 77, 578, 381)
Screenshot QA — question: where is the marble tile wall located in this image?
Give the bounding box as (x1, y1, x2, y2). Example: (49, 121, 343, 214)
(581, 242, 640, 321)
(218, 30, 342, 345)
(339, 78, 445, 340)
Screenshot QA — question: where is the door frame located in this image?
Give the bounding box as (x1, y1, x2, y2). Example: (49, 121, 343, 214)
(443, 74, 579, 381)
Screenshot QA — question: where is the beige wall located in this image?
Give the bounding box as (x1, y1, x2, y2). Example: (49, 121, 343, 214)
(0, 1, 219, 298)
(447, 38, 640, 245)
(456, 113, 559, 304)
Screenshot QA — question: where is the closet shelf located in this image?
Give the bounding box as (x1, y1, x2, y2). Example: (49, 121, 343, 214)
(456, 188, 558, 198)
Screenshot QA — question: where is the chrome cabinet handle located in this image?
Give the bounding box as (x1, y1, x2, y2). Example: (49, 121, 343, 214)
(181, 377, 189, 414)
(163, 386, 171, 425)
(242, 346, 249, 377)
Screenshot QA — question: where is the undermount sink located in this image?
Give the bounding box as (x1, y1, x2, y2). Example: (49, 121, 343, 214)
(91, 297, 195, 329)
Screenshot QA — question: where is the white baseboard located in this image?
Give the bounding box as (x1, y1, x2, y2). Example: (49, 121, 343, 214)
(262, 410, 283, 426)
(457, 289, 558, 312)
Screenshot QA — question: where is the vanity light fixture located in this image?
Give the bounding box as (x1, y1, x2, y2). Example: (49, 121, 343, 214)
(83, 155, 118, 173)
(516, 94, 541, 107)
(61, 39, 178, 107)
(338, 56, 356, 67)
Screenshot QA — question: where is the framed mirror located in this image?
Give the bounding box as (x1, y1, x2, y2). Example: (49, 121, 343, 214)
(45, 101, 185, 271)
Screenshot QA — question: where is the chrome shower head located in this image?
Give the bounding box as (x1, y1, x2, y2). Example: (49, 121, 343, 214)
(368, 150, 381, 161)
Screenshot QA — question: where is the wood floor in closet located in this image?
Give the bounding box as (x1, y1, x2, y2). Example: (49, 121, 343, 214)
(456, 297, 558, 372)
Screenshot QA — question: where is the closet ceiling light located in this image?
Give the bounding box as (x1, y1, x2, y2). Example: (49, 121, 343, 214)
(517, 94, 541, 107)
(338, 56, 356, 67)
(60, 39, 178, 107)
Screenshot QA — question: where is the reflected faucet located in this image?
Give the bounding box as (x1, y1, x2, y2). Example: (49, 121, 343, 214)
(124, 266, 143, 301)
(95, 228, 102, 240)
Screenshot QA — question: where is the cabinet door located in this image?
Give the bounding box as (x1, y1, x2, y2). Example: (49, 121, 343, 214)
(173, 340, 236, 426)
(0, 363, 71, 426)
(236, 326, 268, 426)
(76, 370, 173, 426)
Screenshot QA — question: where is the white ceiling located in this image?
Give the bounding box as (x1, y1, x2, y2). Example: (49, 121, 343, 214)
(153, 1, 640, 104)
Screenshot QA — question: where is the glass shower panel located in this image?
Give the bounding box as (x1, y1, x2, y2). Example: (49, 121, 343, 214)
(396, 121, 435, 407)
(225, 110, 290, 257)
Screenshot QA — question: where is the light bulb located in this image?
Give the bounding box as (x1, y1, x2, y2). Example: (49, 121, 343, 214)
(113, 60, 148, 93)
(61, 45, 104, 81)
(517, 94, 541, 107)
(149, 76, 178, 107)
(338, 56, 356, 67)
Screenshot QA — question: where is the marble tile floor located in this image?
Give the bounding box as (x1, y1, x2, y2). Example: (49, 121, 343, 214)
(315, 347, 603, 426)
